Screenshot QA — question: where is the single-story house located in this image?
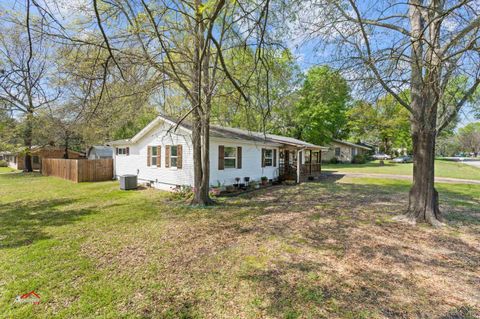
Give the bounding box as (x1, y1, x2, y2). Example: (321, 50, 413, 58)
(322, 139, 372, 163)
(108, 115, 328, 191)
(4, 146, 85, 170)
(87, 146, 113, 159)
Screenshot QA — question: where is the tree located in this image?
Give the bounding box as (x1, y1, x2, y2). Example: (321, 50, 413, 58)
(458, 122, 480, 156)
(0, 5, 60, 171)
(211, 48, 302, 133)
(0, 109, 21, 151)
(83, 0, 274, 205)
(303, 1, 480, 225)
(296, 66, 350, 144)
(348, 96, 411, 155)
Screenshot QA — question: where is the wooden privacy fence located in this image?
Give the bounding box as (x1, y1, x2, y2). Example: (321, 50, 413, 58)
(41, 158, 113, 182)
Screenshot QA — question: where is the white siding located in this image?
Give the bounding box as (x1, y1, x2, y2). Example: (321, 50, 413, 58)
(322, 142, 367, 163)
(114, 122, 194, 191)
(209, 138, 280, 187)
(6, 155, 18, 169)
(114, 120, 282, 190)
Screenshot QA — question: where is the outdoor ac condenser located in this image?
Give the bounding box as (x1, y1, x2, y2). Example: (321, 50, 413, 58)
(120, 175, 138, 190)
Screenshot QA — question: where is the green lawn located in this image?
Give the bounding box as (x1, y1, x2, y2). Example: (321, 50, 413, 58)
(0, 166, 16, 173)
(0, 173, 479, 318)
(323, 159, 480, 180)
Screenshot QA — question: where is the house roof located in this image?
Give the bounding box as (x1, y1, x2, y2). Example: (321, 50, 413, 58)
(108, 114, 328, 150)
(331, 139, 372, 150)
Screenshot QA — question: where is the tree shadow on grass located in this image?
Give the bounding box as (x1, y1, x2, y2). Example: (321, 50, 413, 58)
(215, 179, 480, 317)
(0, 198, 94, 249)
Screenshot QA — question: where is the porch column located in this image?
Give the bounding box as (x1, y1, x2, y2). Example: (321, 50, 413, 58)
(296, 149, 301, 183)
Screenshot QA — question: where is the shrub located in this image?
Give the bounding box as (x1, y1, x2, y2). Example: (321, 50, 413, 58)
(352, 154, 367, 164)
(170, 185, 193, 201)
(0, 160, 7, 167)
(329, 157, 339, 164)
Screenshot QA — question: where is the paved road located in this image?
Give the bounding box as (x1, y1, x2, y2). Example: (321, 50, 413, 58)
(324, 172, 480, 185)
(462, 160, 480, 168)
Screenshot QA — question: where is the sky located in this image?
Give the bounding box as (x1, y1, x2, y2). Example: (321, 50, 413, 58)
(0, 0, 477, 128)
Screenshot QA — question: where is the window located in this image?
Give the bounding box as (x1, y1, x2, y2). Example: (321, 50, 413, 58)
(170, 145, 178, 167)
(32, 156, 39, 164)
(224, 147, 237, 168)
(335, 147, 341, 157)
(151, 147, 159, 166)
(264, 149, 273, 166)
(117, 147, 127, 155)
(305, 150, 311, 164)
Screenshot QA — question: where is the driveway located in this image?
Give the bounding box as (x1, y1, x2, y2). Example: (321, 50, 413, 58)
(462, 160, 480, 168)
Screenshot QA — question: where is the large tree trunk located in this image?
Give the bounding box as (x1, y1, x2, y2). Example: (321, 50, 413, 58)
(23, 110, 33, 172)
(404, 1, 443, 226)
(190, 109, 214, 206)
(406, 126, 443, 226)
(190, 0, 213, 206)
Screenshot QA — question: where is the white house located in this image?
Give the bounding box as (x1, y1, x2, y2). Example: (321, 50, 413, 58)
(322, 139, 372, 163)
(108, 115, 328, 191)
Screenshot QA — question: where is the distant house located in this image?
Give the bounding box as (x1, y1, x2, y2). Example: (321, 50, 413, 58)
(4, 146, 85, 170)
(108, 114, 328, 190)
(87, 146, 113, 159)
(323, 139, 372, 163)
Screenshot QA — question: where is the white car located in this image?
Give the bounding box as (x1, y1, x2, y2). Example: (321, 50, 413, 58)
(373, 153, 391, 160)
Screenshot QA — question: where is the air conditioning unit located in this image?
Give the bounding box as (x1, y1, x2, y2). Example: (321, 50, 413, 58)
(120, 174, 138, 190)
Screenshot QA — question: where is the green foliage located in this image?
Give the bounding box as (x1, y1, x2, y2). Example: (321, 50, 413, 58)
(0, 109, 21, 151)
(170, 185, 194, 201)
(457, 122, 480, 154)
(294, 66, 351, 145)
(352, 154, 367, 164)
(0, 160, 7, 167)
(348, 95, 411, 154)
(111, 106, 159, 140)
(211, 48, 302, 133)
(329, 157, 340, 164)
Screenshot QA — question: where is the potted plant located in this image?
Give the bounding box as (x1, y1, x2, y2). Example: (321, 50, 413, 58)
(261, 176, 268, 186)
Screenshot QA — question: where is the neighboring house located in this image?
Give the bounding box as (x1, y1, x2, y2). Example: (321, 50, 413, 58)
(323, 139, 372, 163)
(4, 146, 85, 170)
(108, 115, 328, 191)
(87, 146, 113, 159)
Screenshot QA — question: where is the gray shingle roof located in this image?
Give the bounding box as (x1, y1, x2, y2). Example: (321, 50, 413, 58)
(108, 115, 328, 149)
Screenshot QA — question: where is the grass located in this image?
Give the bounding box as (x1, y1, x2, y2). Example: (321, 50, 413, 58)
(0, 173, 479, 318)
(323, 159, 480, 180)
(0, 166, 16, 173)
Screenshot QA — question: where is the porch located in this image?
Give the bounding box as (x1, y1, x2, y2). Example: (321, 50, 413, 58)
(278, 147, 323, 183)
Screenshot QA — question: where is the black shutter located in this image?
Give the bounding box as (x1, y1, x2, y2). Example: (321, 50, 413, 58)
(237, 147, 242, 169)
(218, 145, 224, 170)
